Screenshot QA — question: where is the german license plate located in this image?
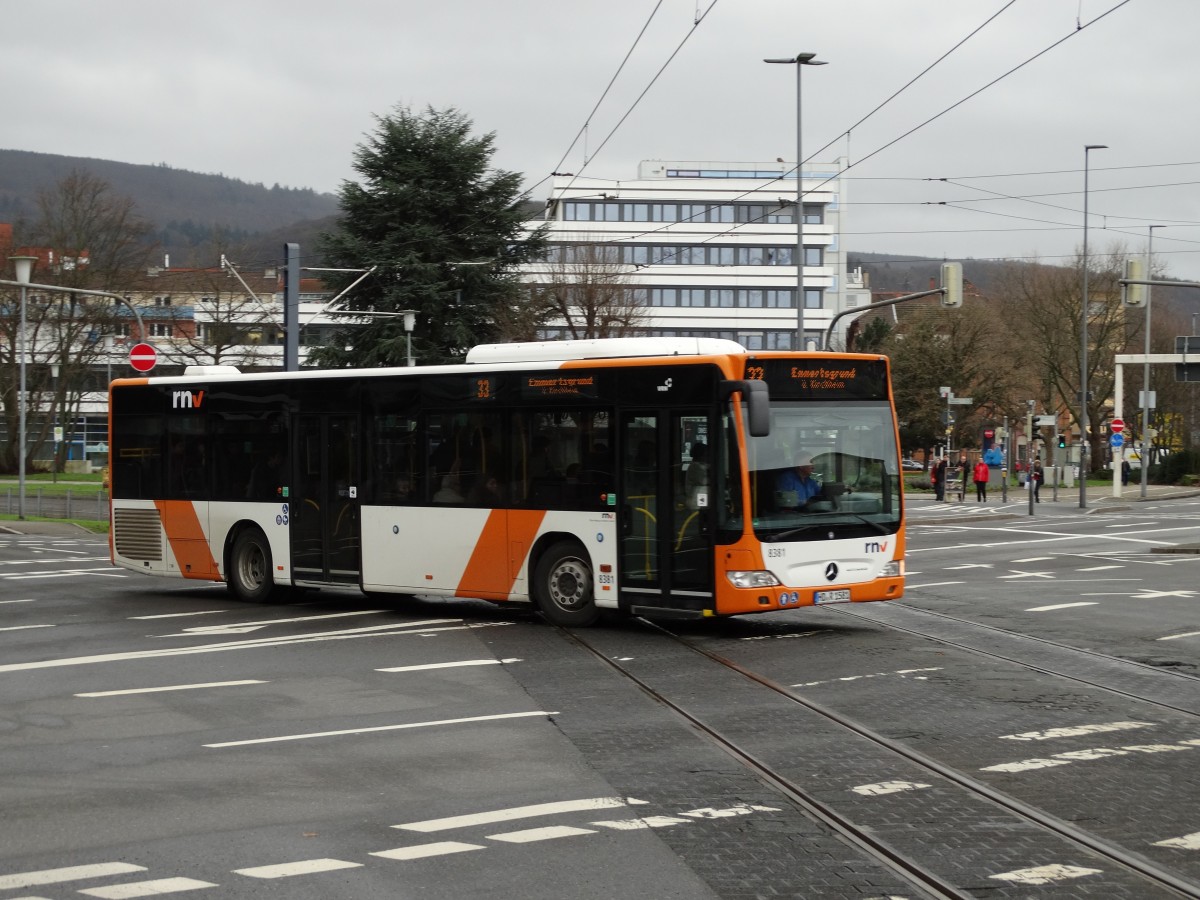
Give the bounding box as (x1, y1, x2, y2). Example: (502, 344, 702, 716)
(813, 589, 851, 605)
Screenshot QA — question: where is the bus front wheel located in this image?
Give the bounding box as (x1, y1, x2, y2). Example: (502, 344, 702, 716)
(534, 542, 600, 627)
(229, 529, 279, 603)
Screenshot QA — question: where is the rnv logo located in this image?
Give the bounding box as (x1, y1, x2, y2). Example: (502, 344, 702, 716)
(172, 390, 205, 409)
(657, 378, 673, 392)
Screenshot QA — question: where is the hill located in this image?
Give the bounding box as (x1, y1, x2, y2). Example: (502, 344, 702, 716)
(0, 149, 340, 267)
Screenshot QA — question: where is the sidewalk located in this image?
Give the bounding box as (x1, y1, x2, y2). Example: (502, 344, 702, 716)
(0, 520, 101, 536)
(910, 481, 1200, 520)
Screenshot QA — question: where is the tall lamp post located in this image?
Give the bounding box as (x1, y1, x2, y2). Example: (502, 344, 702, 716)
(1140, 225, 1163, 498)
(399, 309, 417, 367)
(10, 255, 37, 520)
(765, 51, 827, 352)
(1079, 144, 1107, 509)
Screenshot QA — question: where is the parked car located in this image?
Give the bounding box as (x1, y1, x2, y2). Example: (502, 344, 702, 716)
(901, 458, 923, 471)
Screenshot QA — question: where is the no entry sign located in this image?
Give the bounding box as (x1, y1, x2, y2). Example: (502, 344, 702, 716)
(129, 342, 158, 373)
(1110, 418, 1125, 434)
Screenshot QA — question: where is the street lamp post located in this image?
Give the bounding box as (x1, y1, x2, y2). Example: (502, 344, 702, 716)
(1141, 225, 1162, 498)
(1079, 144, 1107, 509)
(399, 309, 417, 367)
(765, 51, 827, 351)
(10, 256, 37, 520)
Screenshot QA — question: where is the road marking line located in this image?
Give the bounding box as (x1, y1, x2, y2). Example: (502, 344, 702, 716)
(1159, 630, 1200, 641)
(1026, 602, 1097, 612)
(0, 863, 146, 890)
(998, 570, 1053, 580)
(487, 825, 595, 843)
(0, 624, 55, 632)
(680, 804, 780, 818)
(233, 859, 361, 879)
(130, 610, 231, 620)
(1154, 831, 1200, 850)
(1077, 565, 1122, 571)
(983, 738, 1200, 772)
(793, 666, 942, 688)
(377, 658, 521, 672)
(852, 781, 932, 796)
(591, 816, 691, 830)
(79, 877, 217, 898)
(395, 797, 647, 832)
(77, 680, 267, 698)
(0, 621, 489, 674)
(371, 842, 484, 860)
(990, 864, 1102, 886)
(0, 598, 36, 604)
(205, 710, 559, 748)
(1013, 556, 1054, 562)
(1001, 722, 1154, 741)
(177, 609, 394, 634)
(7, 568, 126, 580)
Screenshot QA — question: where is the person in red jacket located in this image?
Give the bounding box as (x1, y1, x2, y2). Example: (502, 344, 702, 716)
(973, 458, 990, 502)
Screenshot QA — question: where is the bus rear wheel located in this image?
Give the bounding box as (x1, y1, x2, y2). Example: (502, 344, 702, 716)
(228, 528, 279, 603)
(534, 542, 599, 627)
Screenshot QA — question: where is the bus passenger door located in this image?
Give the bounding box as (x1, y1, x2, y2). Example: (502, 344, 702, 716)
(291, 414, 361, 585)
(618, 410, 715, 613)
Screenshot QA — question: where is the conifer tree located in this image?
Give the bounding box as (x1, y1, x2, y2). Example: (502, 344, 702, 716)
(312, 106, 546, 367)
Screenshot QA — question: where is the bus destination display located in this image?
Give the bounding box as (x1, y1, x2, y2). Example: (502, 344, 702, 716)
(747, 357, 889, 401)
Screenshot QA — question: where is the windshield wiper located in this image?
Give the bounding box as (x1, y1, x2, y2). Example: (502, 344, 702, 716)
(764, 512, 891, 542)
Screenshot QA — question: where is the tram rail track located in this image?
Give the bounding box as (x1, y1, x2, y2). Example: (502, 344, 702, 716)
(560, 615, 1200, 899)
(836, 601, 1200, 719)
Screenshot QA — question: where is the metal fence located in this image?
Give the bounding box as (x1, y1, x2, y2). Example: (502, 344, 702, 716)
(1, 489, 110, 521)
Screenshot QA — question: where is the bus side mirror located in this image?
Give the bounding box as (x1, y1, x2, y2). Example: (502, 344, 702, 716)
(721, 380, 770, 437)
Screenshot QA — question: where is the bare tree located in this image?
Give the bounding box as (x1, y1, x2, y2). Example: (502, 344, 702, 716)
(882, 301, 1016, 457)
(1, 171, 156, 475)
(994, 246, 1134, 472)
(529, 239, 648, 340)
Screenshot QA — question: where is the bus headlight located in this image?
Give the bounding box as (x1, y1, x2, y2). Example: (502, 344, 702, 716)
(881, 559, 903, 577)
(726, 571, 781, 588)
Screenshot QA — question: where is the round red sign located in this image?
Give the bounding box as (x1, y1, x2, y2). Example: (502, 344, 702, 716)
(129, 342, 158, 373)
(1110, 418, 1125, 434)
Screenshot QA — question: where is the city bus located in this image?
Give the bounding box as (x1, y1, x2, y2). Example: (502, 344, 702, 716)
(108, 338, 905, 625)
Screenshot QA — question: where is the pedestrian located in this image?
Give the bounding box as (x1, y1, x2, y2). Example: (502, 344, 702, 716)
(973, 457, 990, 502)
(957, 454, 968, 502)
(1031, 456, 1044, 503)
(934, 456, 948, 501)
(1121, 458, 1131, 486)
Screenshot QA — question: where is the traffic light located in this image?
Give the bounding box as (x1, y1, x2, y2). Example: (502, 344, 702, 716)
(1123, 258, 1146, 307)
(941, 262, 963, 308)
(1057, 434, 1066, 448)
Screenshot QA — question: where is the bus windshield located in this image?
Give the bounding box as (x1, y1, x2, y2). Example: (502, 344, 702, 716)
(743, 400, 902, 540)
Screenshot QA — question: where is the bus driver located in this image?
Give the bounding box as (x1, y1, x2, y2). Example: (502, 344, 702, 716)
(776, 454, 822, 510)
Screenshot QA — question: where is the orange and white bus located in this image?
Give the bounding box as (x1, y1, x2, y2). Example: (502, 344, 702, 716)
(108, 338, 905, 625)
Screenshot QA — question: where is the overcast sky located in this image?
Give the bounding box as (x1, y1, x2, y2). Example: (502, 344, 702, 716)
(6, 0, 1199, 279)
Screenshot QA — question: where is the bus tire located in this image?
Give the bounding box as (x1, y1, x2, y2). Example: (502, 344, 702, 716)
(228, 528, 279, 604)
(533, 541, 600, 627)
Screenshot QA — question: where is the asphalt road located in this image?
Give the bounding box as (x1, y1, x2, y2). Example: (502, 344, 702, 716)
(1, 499, 1197, 898)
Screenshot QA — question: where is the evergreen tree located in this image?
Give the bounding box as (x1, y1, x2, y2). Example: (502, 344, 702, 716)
(311, 106, 547, 367)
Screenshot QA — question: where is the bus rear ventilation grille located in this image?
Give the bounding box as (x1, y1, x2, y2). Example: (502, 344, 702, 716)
(114, 508, 164, 561)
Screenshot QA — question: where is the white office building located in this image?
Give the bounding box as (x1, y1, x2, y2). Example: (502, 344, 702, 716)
(524, 159, 869, 350)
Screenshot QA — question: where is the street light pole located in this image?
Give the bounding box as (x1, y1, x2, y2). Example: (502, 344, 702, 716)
(765, 51, 826, 352)
(1079, 144, 1107, 509)
(399, 309, 417, 367)
(10, 256, 37, 520)
(1141, 225, 1162, 498)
